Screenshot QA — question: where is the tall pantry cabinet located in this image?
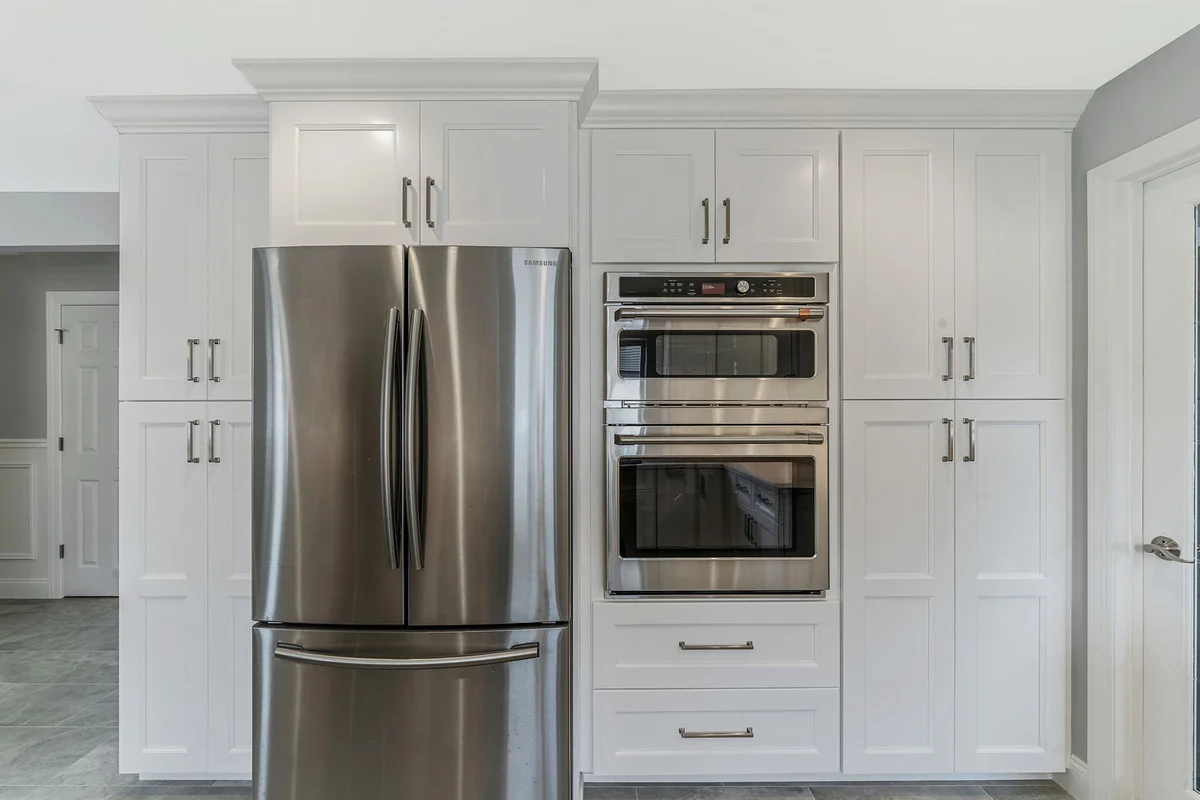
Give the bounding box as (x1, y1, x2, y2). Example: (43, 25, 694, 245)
(840, 129, 1070, 774)
(93, 97, 270, 777)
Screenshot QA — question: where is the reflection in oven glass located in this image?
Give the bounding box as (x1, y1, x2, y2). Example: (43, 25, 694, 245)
(618, 458, 817, 559)
(618, 330, 814, 379)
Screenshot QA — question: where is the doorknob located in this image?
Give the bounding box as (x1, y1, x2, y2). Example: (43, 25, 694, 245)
(1143, 535, 1195, 564)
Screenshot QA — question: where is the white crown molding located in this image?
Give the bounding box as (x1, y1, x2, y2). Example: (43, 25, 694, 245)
(233, 58, 600, 120)
(87, 95, 268, 133)
(583, 89, 1093, 129)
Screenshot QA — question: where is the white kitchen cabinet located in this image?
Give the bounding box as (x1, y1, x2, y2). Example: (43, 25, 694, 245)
(421, 101, 570, 246)
(206, 402, 254, 775)
(714, 130, 840, 263)
(955, 400, 1067, 772)
(268, 101, 421, 246)
(955, 132, 1068, 400)
(120, 133, 267, 403)
(120, 401, 254, 777)
(207, 135, 268, 401)
(591, 129, 715, 263)
(119, 135, 209, 402)
(842, 130, 956, 400)
(119, 401, 210, 774)
(841, 401, 956, 774)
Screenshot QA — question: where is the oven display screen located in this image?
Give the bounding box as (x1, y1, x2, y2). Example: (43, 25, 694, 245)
(700, 282, 725, 295)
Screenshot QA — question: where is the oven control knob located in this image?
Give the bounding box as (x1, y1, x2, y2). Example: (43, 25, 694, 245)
(736, 280, 750, 295)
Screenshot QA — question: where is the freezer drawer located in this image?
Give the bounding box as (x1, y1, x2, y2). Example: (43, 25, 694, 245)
(254, 624, 570, 800)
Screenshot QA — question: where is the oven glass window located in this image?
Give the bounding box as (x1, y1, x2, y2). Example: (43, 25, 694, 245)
(617, 457, 817, 559)
(618, 330, 816, 379)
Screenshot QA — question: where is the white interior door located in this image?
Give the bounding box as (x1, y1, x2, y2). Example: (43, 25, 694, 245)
(60, 303, 119, 596)
(1141, 159, 1200, 800)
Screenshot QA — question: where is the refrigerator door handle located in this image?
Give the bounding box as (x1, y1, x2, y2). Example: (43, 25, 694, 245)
(379, 307, 402, 570)
(404, 307, 426, 570)
(273, 642, 539, 670)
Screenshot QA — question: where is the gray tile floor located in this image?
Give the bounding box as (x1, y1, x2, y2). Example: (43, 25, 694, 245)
(0, 598, 248, 799)
(584, 782, 1070, 800)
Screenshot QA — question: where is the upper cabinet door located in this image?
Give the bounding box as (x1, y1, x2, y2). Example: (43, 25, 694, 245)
(119, 134, 209, 402)
(592, 129, 715, 263)
(954, 400, 1067, 773)
(955, 131, 1068, 400)
(715, 130, 839, 263)
(207, 134, 267, 401)
(420, 101, 570, 247)
(842, 130, 956, 400)
(269, 101, 420, 246)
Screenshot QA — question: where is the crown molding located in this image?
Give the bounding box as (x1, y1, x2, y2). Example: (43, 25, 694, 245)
(233, 58, 600, 121)
(88, 95, 268, 133)
(583, 89, 1093, 130)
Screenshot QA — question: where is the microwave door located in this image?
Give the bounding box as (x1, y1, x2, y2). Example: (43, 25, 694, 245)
(406, 246, 571, 627)
(252, 245, 408, 626)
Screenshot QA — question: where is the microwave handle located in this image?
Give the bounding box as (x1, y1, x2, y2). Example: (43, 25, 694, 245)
(614, 307, 824, 321)
(615, 433, 825, 446)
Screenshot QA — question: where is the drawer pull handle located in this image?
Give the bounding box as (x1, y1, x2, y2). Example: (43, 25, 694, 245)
(679, 727, 754, 739)
(678, 641, 754, 651)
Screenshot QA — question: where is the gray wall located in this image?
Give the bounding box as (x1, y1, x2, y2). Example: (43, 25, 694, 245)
(0, 252, 118, 439)
(1070, 23, 1200, 762)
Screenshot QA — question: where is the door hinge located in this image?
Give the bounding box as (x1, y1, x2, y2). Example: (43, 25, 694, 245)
(54, 328, 65, 344)
(58, 545, 64, 559)
(58, 438, 64, 451)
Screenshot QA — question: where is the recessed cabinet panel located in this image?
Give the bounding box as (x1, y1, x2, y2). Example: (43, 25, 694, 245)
(592, 129, 715, 262)
(955, 400, 1067, 772)
(842, 401, 956, 774)
(421, 102, 569, 246)
(956, 131, 1068, 400)
(715, 130, 839, 262)
(842, 131, 956, 400)
(119, 135, 208, 401)
(269, 102, 420, 246)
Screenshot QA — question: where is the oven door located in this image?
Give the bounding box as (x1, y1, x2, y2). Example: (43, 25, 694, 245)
(606, 305, 828, 404)
(606, 424, 829, 594)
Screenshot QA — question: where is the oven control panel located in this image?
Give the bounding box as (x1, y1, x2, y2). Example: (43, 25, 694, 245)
(617, 275, 819, 300)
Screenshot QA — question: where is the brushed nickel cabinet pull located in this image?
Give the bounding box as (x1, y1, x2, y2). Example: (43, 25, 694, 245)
(207, 338, 220, 383)
(186, 420, 200, 464)
(701, 198, 710, 245)
(941, 337, 954, 381)
(722, 197, 731, 244)
(402, 177, 412, 228)
(679, 727, 754, 739)
(962, 418, 977, 463)
(678, 641, 754, 651)
(425, 177, 435, 228)
(963, 336, 976, 381)
(941, 417, 954, 463)
(186, 339, 200, 382)
(208, 420, 221, 463)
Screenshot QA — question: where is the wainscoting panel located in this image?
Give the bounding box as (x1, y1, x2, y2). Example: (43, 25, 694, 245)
(0, 441, 50, 597)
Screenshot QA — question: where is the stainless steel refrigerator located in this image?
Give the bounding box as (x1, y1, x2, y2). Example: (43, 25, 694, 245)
(250, 245, 571, 800)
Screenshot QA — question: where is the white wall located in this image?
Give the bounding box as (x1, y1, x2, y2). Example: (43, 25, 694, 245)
(4, 0, 1200, 190)
(0, 253, 119, 439)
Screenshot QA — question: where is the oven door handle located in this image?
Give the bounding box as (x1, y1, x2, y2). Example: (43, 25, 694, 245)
(615, 434, 825, 446)
(614, 306, 824, 321)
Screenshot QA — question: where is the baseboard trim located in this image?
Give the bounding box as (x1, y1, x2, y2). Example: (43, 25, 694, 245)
(1055, 755, 1088, 799)
(0, 579, 50, 599)
(138, 773, 250, 782)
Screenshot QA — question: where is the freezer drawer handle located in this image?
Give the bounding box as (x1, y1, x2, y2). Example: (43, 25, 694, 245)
(273, 642, 539, 670)
(678, 641, 754, 651)
(616, 434, 824, 446)
(379, 307, 402, 570)
(679, 727, 754, 739)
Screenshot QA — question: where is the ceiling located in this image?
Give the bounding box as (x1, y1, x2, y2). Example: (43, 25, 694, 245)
(1, 0, 1198, 191)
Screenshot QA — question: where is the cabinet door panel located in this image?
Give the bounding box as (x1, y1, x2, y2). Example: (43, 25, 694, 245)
(119, 402, 208, 774)
(592, 129, 715, 262)
(715, 130, 839, 263)
(421, 101, 569, 246)
(842, 131, 955, 400)
(956, 132, 1068, 399)
(207, 135, 267, 401)
(955, 400, 1067, 772)
(269, 102, 420, 246)
(119, 135, 208, 401)
(207, 402, 252, 775)
(842, 401, 956, 774)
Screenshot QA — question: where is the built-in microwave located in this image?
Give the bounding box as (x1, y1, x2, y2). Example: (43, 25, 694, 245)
(605, 273, 829, 405)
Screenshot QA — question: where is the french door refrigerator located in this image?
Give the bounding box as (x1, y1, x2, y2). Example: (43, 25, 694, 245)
(251, 245, 571, 800)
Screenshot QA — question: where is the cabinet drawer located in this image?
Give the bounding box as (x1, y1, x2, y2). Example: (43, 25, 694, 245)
(593, 688, 840, 777)
(593, 601, 838, 689)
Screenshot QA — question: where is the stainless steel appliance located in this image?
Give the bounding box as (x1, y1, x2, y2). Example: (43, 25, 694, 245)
(252, 245, 571, 800)
(605, 404, 829, 595)
(605, 273, 829, 404)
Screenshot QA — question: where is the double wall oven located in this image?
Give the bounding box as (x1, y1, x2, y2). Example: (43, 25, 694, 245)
(605, 273, 830, 595)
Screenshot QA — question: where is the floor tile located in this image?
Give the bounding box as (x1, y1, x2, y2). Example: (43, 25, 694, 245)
(584, 786, 638, 800)
(0, 651, 117, 684)
(29, 600, 118, 627)
(57, 691, 118, 728)
(46, 740, 137, 787)
(980, 786, 1070, 799)
(0, 684, 115, 727)
(0, 626, 118, 653)
(0, 726, 115, 785)
(810, 787, 989, 800)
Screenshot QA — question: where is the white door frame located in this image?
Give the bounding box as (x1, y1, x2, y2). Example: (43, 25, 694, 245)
(45, 290, 119, 599)
(1087, 115, 1200, 800)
